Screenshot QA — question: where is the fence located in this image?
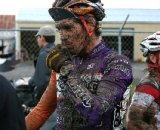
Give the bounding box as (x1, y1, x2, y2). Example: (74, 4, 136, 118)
(102, 30, 155, 61)
(0, 29, 155, 62)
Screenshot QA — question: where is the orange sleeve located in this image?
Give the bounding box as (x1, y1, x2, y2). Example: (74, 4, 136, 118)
(25, 71, 57, 130)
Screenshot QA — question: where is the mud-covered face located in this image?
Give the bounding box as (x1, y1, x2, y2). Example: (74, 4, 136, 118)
(148, 52, 160, 65)
(56, 18, 88, 55)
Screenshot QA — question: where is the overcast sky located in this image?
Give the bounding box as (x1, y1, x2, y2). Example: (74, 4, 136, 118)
(0, 0, 160, 15)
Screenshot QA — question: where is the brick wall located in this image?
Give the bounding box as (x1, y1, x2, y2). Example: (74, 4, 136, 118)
(0, 15, 15, 29)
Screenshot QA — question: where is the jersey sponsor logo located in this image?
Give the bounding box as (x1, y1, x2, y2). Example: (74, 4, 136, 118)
(87, 63, 95, 70)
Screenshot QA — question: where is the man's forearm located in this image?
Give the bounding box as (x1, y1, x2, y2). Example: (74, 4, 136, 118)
(25, 72, 57, 130)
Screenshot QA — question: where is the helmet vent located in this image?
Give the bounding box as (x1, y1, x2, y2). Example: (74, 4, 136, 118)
(150, 42, 160, 45)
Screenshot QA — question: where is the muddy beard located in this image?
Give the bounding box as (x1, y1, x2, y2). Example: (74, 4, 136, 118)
(78, 35, 92, 57)
(73, 35, 92, 57)
(69, 44, 84, 55)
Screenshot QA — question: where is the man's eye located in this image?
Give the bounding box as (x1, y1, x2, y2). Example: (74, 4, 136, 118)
(63, 25, 72, 30)
(56, 23, 72, 30)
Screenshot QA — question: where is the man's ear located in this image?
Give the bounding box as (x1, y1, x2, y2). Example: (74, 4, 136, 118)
(149, 53, 156, 63)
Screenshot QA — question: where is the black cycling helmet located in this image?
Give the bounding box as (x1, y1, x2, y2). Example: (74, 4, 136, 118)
(48, 0, 105, 21)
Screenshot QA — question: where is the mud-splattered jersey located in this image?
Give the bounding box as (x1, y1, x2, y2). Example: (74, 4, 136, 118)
(57, 41, 133, 130)
(131, 75, 160, 130)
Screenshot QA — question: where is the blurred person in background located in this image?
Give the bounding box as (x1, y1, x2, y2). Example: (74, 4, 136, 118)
(25, 0, 133, 130)
(27, 25, 57, 130)
(127, 31, 160, 130)
(28, 25, 55, 107)
(0, 74, 26, 130)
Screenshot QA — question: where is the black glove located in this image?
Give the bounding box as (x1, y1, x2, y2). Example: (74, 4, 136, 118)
(46, 44, 72, 73)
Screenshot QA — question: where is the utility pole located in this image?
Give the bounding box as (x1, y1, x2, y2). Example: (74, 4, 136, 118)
(118, 14, 130, 55)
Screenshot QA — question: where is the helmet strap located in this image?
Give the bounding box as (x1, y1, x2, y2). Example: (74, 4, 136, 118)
(79, 15, 93, 37)
(75, 15, 92, 57)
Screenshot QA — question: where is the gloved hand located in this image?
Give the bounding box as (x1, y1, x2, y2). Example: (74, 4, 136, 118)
(46, 44, 72, 73)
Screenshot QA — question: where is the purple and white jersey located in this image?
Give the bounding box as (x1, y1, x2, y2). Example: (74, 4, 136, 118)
(56, 41, 133, 130)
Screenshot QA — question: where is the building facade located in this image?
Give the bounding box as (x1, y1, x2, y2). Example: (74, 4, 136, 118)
(16, 8, 160, 61)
